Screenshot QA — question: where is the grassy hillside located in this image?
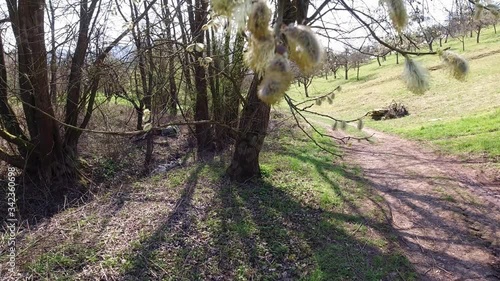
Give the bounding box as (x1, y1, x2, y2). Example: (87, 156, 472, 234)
(0, 122, 415, 280)
(285, 27, 500, 160)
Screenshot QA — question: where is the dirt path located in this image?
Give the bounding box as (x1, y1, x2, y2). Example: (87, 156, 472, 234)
(333, 127, 499, 280)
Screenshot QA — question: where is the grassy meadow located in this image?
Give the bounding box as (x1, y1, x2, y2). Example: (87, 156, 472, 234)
(284, 27, 500, 160)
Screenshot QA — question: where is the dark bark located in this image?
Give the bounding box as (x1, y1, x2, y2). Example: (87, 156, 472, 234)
(224, 33, 245, 140)
(64, 0, 99, 153)
(163, 4, 178, 115)
(0, 33, 26, 146)
(476, 25, 481, 43)
(176, 0, 193, 92)
(48, 0, 57, 104)
(226, 76, 270, 182)
(18, 0, 66, 180)
(376, 56, 381, 66)
(187, 0, 214, 153)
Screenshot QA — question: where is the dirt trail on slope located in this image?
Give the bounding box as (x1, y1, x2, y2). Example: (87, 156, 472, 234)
(333, 128, 499, 280)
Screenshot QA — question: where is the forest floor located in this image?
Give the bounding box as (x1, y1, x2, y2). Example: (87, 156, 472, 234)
(331, 125, 500, 280)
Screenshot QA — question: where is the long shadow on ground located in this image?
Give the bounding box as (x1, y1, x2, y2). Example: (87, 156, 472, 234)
(118, 147, 416, 280)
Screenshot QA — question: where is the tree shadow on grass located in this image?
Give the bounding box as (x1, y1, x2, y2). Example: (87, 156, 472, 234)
(121, 162, 207, 280)
(278, 141, 499, 280)
(212, 179, 414, 280)
(110, 149, 415, 280)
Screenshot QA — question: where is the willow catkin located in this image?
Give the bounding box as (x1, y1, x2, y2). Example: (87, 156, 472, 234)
(380, 0, 408, 32)
(247, 0, 272, 40)
(211, 0, 239, 16)
(403, 58, 430, 95)
(474, 4, 484, 21)
(257, 45, 294, 105)
(244, 32, 275, 75)
(486, 4, 500, 17)
(282, 24, 323, 74)
(439, 50, 469, 81)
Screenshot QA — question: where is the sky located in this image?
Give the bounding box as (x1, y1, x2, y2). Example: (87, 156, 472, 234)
(309, 0, 458, 50)
(0, 0, 467, 54)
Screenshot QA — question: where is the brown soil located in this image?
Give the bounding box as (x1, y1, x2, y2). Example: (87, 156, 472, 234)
(333, 128, 499, 280)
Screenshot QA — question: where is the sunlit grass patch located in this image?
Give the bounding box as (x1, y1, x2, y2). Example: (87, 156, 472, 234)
(283, 26, 500, 159)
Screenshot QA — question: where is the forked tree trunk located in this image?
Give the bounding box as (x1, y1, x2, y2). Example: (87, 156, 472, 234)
(227, 77, 270, 182)
(17, 0, 68, 182)
(187, 0, 214, 153)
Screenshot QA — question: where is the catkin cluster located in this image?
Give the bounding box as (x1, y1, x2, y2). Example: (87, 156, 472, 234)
(380, 0, 408, 32)
(244, 0, 275, 75)
(439, 50, 469, 81)
(282, 24, 323, 74)
(211, 0, 240, 16)
(403, 58, 430, 95)
(257, 45, 294, 104)
(213, 0, 323, 104)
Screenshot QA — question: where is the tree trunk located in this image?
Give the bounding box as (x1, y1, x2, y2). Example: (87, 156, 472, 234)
(376, 56, 381, 66)
(226, 76, 270, 182)
(18, 0, 67, 181)
(344, 64, 348, 80)
(48, 0, 57, 104)
(396, 52, 399, 64)
(0, 33, 26, 147)
(63, 0, 98, 155)
(162, 1, 177, 115)
(187, 0, 213, 153)
(303, 78, 309, 97)
(476, 25, 481, 43)
(356, 64, 360, 80)
(224, 33, 244, 142)
(206, 29, 223, 148)
(136, 106, 144, 130)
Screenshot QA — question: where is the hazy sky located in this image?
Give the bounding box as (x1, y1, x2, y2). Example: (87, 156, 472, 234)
(311, 0, 458, 50)
(0, 0, 464, 54)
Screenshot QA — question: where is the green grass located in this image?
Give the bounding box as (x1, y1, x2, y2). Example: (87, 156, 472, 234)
(395, 109, 500, 157)
(282, 26, 500, 159)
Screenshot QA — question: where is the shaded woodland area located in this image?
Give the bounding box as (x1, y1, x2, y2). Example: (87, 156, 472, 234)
(0, 0, 498, 221)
